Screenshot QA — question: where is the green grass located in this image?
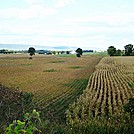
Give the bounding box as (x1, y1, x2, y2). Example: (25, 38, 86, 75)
(43, 69, 60, 72)
(51, 60, 65, 63)
(20, 64, 33, 66)
(64, 79, 88, 89)
(56, 54, 76, 58)
(83, 52, 108, 56)
(69, 66, 83, 69)
(42, 79, 89, 122)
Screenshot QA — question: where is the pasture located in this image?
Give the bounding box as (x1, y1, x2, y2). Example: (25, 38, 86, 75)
(0, 54, 102, 121)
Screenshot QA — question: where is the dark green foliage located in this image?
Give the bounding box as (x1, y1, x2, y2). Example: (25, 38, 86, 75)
(52, 51, 56, 55)
(69, 66, 82, 69)
(107, 46, 116, 56)
(76, 48, 83, 57)
(5, 109, 42, 134)
(116, 49, 122, 56)
(124, 44, 133, 56)
(43, 69, 60, 72)
(28, 47, 36, 58)
(124, 98, 134, 120)
(107, 44, 134, 56)
(128, 82, 134, 89)
(76, 53, 81, 57)
(67, 122, 134, 134)
(22, 92, 33, 105)
(49, 123, 67, 134)
(0, 84, 34, 133)
(66, 51, 70, 54)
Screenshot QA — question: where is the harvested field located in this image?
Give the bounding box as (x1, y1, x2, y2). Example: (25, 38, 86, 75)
(66, 56, 134, 125)
(0, 54, 102, 121)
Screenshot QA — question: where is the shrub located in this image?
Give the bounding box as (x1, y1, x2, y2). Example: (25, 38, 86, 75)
(0, 84, 34, 133)
(5, 109, 42, 134)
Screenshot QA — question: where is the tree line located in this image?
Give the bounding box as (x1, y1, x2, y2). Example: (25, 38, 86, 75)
(107, 44, 134, 56)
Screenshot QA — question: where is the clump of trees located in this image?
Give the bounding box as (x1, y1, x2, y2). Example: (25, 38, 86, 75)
(0, 49, 15, 54)
(107, 44, 134, 56)
(124, 44, 134, 56)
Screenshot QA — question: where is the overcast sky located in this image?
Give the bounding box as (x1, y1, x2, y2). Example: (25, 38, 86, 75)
(0, 0, 134, 50)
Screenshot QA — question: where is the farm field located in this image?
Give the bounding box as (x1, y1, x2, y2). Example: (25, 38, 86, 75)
(0, 54, 102, 121)
(66, 56, 134, 127)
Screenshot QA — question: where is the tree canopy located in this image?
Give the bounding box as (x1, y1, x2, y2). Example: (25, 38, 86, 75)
(124, 44, 133, 56)
(76, 48, 83, 57)
(28, 47, 36, 59)
(107, 46, 116, 56)
(107, 44, 134, 56)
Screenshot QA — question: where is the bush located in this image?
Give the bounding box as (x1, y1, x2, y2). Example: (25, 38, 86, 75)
(5, 109, 42, 134)
(0, 84, 34, 133)
(124, 98, 134, 121)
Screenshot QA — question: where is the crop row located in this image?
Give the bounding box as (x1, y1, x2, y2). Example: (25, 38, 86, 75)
(66, 57, 134, 126)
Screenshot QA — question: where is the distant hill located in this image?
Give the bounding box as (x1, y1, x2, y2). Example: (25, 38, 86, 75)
(0, 44, 77, 51)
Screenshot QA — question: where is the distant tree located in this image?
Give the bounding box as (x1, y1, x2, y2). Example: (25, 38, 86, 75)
(66, 51, 70, 54)
(76, 48, 83, 57)
(131, 49, 134, 56)
(28, 47, 35, 59)
(52, 51, 56, 55)
(124, 44, 133, 56)
(107, 46, 116, 56)
(61, 51, 65, 54)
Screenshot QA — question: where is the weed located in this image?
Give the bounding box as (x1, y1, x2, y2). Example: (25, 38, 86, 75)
(43, 69, 60, 72)
(51, 60, 65, 63)
(69, 66, 83, 69)
(5, 109, 42, 134)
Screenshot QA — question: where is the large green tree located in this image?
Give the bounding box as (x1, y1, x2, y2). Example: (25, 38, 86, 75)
(124, 44, 133, 56)
(107, 46, 116, 56)
(28, 47, 36, 59)
(76, 48, 83, 57)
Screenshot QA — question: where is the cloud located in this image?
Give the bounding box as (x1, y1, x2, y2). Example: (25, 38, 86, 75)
(54, 0, 76, 8)
(0, 5, 56, 20)
(0, 0, 77, 20)
(25, 0, 45, 5)
(63, 13, 134, 27)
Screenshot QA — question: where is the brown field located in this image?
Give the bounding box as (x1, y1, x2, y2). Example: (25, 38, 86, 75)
(0, 54, 102, 120)
(66, 56, 134, 125)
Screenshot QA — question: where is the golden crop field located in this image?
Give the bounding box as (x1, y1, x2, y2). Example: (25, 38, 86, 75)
(66, 56, 134, 125)
(0, 54, 102, 121)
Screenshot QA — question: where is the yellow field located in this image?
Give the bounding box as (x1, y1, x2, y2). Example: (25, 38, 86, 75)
(66, 56, 134, 125)
(0, 54, 102, 120)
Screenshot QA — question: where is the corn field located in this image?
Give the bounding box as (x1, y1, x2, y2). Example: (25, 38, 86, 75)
(66, 56, 134, 126)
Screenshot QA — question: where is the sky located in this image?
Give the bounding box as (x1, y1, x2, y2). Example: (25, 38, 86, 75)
(0, 0, 134, 50)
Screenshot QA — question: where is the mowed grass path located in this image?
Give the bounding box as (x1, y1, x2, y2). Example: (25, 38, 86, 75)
(0, 54, 102, 121)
